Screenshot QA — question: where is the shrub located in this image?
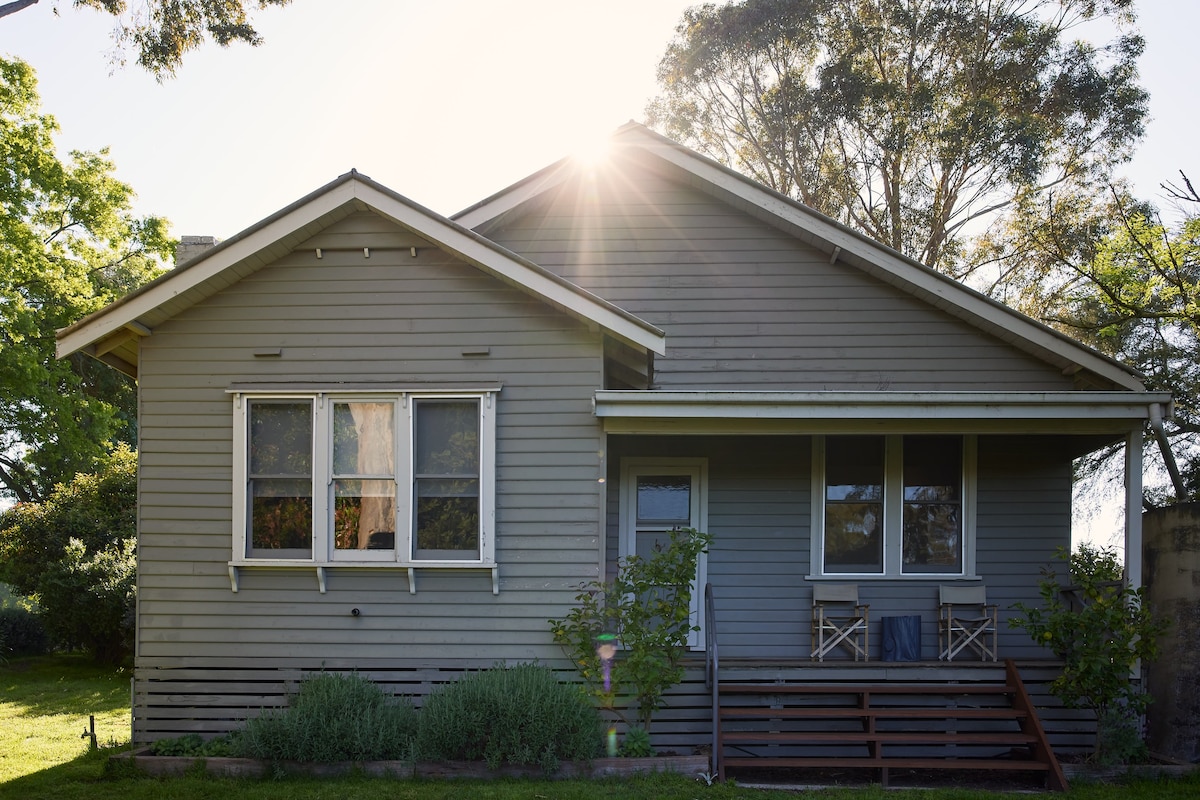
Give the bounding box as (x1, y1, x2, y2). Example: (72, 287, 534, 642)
(0, 606, 50, 657)
(549, 526, 712, 733)
(0, 446, 137, 664)
(235, 672, 416, 762)
(416, 663, 603, 773)
(1011, 544, 1168, 765)
(150, 733, 240, 757)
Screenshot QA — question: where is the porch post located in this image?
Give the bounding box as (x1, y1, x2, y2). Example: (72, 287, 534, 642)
(1124, 428, 1143, 592)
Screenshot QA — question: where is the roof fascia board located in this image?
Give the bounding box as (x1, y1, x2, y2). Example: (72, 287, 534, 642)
(594, 390, 1174, 422)
(57, 180, 360, 360)
(626, 133, 1145, 391)
(452, 156, 574, 231)
(351, 180, 665, 355)
(59, 174, 666, 362)
(452, 124, 1143, 391)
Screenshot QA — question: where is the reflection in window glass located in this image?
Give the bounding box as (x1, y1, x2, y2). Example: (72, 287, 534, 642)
(824, 436, 884, 573)
(903, 435, 962, 573)
(247, 400, 313, 558)
(413, 400, 480, 560)
(637, 475, 691, 523)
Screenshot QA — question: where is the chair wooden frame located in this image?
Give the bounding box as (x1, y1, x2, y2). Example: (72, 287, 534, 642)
(811, 584, 869, 661)
(938, 584, 997, 661)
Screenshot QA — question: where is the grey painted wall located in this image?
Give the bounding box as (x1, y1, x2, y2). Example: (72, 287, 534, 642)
(606, 434, 1076, 661)
(485, 162, 1080, 392)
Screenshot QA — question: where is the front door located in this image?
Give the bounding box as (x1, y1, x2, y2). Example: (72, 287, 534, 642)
(619, 458, 708, 648)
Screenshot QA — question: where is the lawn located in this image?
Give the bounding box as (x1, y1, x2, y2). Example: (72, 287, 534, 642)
(2, 655, 1197, 800)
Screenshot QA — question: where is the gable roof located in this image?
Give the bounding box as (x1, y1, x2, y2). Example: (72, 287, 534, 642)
(57, 170, 667, 378)
(454, 122, 1146, 392)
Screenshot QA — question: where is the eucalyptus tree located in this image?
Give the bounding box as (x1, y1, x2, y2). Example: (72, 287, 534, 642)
(0, 0, 292, 78)
(0, 56, 172, 503)
(981, 174, 1200, 504)
(647, 0, 1147, 274)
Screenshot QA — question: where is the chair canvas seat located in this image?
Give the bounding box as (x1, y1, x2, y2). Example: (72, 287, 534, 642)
(938, 584, 997, 661)
(811, 584, 869, 661)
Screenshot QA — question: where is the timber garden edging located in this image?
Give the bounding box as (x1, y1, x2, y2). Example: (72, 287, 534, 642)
(110, 749, 711, 780)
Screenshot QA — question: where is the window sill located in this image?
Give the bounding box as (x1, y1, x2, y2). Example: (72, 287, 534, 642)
(804, 574, 981, 582)
(227, 561, 499, 595)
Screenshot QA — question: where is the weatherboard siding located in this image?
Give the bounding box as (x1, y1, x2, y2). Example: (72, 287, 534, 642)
(607, 434, 1072, 662)
(485, 163, 1078, 391)
(133, 212, 607, 682)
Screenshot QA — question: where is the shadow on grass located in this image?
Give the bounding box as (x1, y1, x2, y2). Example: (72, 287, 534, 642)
(1, 655, 130, 719)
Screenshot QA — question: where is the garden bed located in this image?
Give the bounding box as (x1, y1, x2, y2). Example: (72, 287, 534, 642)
(111, 748, 711, 780)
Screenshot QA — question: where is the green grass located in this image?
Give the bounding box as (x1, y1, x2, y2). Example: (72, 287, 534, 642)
(2, 655, 1198, 800)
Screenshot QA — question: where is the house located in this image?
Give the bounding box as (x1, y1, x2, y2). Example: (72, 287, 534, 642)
(58, 124, 1171, 763)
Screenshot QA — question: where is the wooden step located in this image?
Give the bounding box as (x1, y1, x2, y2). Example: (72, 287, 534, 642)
(720, 731, 1038, 746)
(712, 660, 1068, 791)
(719, 682, 1012, 696)
(720, 706, 1027, 720)
(722, 756, 1052, 772)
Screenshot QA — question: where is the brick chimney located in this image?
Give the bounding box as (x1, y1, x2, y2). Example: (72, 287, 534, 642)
(175, 235, 220, 267)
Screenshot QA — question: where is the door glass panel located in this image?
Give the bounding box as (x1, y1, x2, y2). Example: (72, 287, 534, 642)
(636, 475, 691, 524)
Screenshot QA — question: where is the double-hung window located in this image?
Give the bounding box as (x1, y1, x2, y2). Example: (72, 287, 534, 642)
(234, 391, 495, 566)
(812, 435, 975, 578)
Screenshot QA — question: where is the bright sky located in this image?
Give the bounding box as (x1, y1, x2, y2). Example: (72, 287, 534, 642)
(4, 0, 1196, 240)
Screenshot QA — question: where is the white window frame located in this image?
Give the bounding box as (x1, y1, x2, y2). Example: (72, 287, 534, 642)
(810, 435, 977, 579)
(231, 390, 496, 569)
(618, 457, 709, 650)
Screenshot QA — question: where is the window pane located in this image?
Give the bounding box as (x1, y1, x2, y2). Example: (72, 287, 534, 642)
(413, 400, 480, 560)
(333, 402, 396, 553)
(333, 402, 394, 476)
(637, 475, 691, 523)
(826, 436, 883, 502)
(247, 401, 312, 558)
(824, 436, 884, 573)
(249, 401, 311, 476)
(903, 436, 962, 573)
(334, 479, 396, 551)
(414, 400, 478, 474)
(248, 480, 312, 557)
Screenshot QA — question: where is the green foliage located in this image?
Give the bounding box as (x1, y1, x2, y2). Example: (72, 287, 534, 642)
(985, 175, 1200, 503)
(236, 672, 417, 763)
(1010, 544, 1169, 764)
(1, 1, 294, 79)
(415, 663, 603, 773)
(549, 526, 712, 732)
(0, 56, 172, 504)
(149, 733, 240, 758)
(618, 725, 654, 758)
(0, 446, 137, 663)
(648, 0, 1145, 274)
(0, 606, 49, 657)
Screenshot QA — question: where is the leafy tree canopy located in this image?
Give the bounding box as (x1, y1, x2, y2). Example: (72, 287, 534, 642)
(0, 56, 172, 503)
(648, 0, 1146, 273)
(980, 174, 1200, 503)
(0, 0, 292, 78)
(0, 444, 137, 663)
